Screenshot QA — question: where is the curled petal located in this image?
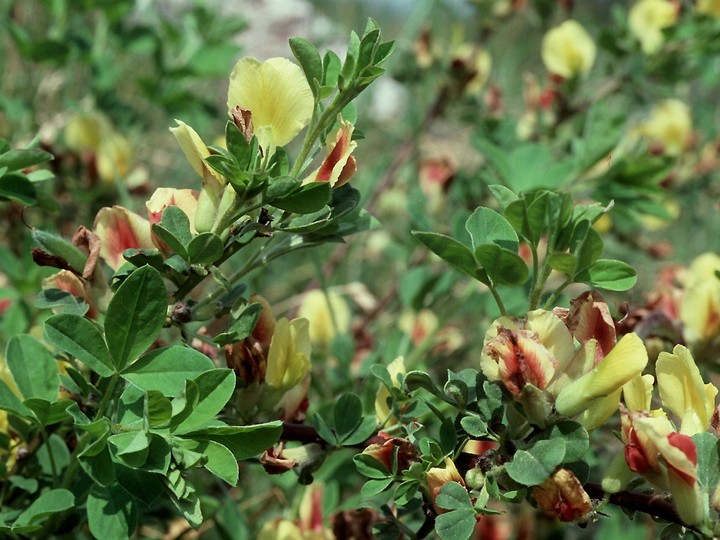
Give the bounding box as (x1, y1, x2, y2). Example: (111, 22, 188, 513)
(42, 270, 98, 319)
(94, 206, 153, 270)
(566, 291, 616, 363)
(305, 117, 358, 187)
(622, 373, 655, 412)
(489, 328, 556, 395)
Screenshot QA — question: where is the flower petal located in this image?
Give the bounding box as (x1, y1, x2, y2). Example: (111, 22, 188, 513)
(94, 206, 153, 270)
(227, 57, 313, 151)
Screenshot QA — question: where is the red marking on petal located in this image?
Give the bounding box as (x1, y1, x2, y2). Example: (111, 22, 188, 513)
(665, 432, 697, 486)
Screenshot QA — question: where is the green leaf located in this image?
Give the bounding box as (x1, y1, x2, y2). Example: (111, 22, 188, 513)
(181, 440, 239, 485)
(335, 393, 363, 442)
(548, 253, 577, 276)
(341, 415, 377, 446)
(435, 508, 476, 540)
(436, 481, 472, 511)
(488, 184, 518, 209)
(0, 173, 37, 205)
(79, 446, 116, 487)
(465, 207, 518, 252)
(575, 227, 603, 271)
(23, 399, 72, 426)
(114, 466, 164, 505)
(353, 454, 390, 479)
(45, 314, 114, 377)
(539, 422, 589, 463)
(505, 439, 566, 486)
(122, 346, 214, 397)
(460, 415, 488, 438)
(104, 266, 167, 370)
(187, 233, 224, 265)
(87, 485, 137, 540)
(37, 434, 70, 476)
(13, 488, 74, 529)
(0, 379, 31, 418)
(146, 390, 172, 428)
(271, 182, 331, 214)
(322, 50, 341, 88)
(108, 430, 151, 468)
(361, 477, 394, 497)
(213, 302, 263, 345)
(153, 206, 193, 258)
(575, 259, 637, 291)
(412, 232, 487, 283)
(172, 369, 236, 433)
(183, 421, 282, 460)
(289, 37, 323, 95)
(474, 244, 528, 286)
(6, 334, 58, 401)
(32, 230, 87, 272)
(0, 148, 52, 172)
(693, 432, 720, 492)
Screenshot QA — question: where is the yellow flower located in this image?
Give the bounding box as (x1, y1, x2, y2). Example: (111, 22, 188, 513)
(640, 99, 692, 156)
(426, 458, 465, 513)
(533, 469, 593, 522)
(623, 373, 656, 412)
(297, 289, 351, 348)
(451, 44, 492, 94)
(629, 0, 678, 55)
(480, 310, 575, 393)
(169, 120, 226, 233)
(681, 252, 720, 344)
(227, 57, 314, 155)
(698, 0, 720, 17)
(93, 206, 154, 271)
(64, 112, 133, 184)
(541, 20, 596, 79)
(555, 333, 648, 417)
(265, 318, 312, 390)
(656, 345, 718, 435)
(375, 356, 406, 424)
(96, 132, 132, 183)
(64, 112, 110, 153)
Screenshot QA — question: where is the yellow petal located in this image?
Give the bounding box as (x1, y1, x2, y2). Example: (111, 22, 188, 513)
(555, 333, 647, 416)
(265, 318, 311, 390)
(375, 356, 406, 423)
(629, 0, 677, 55)
(526, 309, 575, 372)
(541, 20, 596, 78)
(97, 132, 132, 183)
(146, 188, 200, 233)
(657, 345, 718, 435)
(580, 387, 622, 431)
(170, 119, 211, 179)
(94, 206, 154, 270)
(297, 289, 351, 348)
(623, 373, 655, 412)
(227, 57, 313, 151)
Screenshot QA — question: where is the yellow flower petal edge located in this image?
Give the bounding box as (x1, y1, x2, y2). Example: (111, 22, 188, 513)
(265, 318, 312, 390)
(541, 20, 596, 79)
(623, 373, 655, 412)
(657, 345, 718, 435)
(227, 57, 314, 152)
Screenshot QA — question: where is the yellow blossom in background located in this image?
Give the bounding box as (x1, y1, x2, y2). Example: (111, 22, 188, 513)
(541, 20, 596, 79)
(451, 43, 492, 94)
(265, 318, 312, 390)
(96, 132, 133, 183)
(297, 289, 351, 348)
(227, 57, 313, 154)
(698, 0, 720, 17)
(640, 99, 692, 156)
(64, 111, 110, 153)
(681, 252, 720, 344)
(64, 111, 133, 184)
(375, 356, 406, 424)
(657, 345, 718, 435)
(629, 0, 678, 54)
